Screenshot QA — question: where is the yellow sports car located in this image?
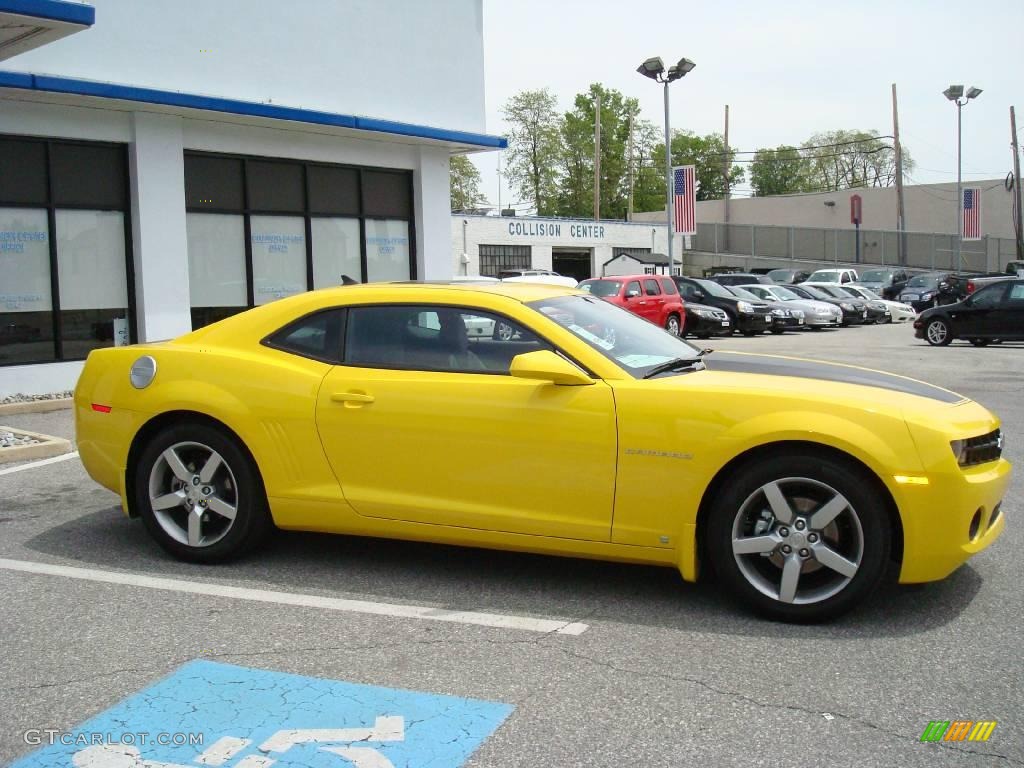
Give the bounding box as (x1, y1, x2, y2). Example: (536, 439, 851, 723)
(75, 282, 1009, 622)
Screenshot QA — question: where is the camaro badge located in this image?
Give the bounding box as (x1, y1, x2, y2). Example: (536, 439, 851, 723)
(624, 448, 693, 460)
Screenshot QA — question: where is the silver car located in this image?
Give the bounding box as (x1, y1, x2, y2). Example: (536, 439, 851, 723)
(739, 284, 842, 328)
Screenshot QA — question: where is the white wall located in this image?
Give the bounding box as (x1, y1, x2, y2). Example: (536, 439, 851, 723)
(451, 215, 669, 277)
(5, 0, 487, 134)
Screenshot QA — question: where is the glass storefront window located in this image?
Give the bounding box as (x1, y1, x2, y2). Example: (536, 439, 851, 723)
(250, 215, 307, 305)
(365, 219, 411, 282)
(55, 210, 130, 359)
(311, 217, 361, 289)
(187, 213, 247, 328)
(0, 207, 54, 364)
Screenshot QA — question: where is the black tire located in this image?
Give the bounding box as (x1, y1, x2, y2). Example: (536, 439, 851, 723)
(706, 452, 890, 623)
(665, 313, 682, 337)
(970, 338, 990, 347)
(770, 328, 784, 335)
(924, 317, 953, 346)
(134, 421, 272, 563)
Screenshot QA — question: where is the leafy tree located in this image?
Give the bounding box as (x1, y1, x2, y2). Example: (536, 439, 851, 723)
(801, 130, 913, 191)
(501, 89, 562, 216)
(749, 145, 810, 196)
(650, 131, 745, 202)
(630, 119, 666, 214)
(449, 155, 486, 212)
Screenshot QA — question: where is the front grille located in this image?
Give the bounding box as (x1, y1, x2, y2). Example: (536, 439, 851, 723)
(963, 429, 1002, 466)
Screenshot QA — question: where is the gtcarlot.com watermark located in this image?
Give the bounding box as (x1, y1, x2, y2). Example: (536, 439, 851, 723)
(24, 729, 204, 747)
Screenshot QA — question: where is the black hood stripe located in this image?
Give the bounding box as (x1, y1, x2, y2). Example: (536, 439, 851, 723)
(703, 352, 964, 404)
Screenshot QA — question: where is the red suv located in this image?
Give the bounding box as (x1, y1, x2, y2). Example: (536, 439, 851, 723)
(579, 275, 686, 336)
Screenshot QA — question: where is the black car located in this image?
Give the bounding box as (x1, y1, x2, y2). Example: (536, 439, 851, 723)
(897, 272, 960, 312)
(856, 268, 911, 300)
(728, 286, 804, 334)
(673, 277, 774, 335)
(711, 272, 774, 287)
(767, 268, 811, 284)
(787, 284, 868, 325)
(805, 283, 888, 324)
(681, 302, 733, 339)
(915, 279, 1024, 346)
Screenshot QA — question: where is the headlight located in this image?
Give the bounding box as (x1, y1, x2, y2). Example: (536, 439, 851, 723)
(840, 302, 854, 311)
(771, 308, 786, 316)
(737, 301, 754, 313)
(693, 309, 715, 318)
(792, 310, 805, 320)
(921, 291, 935, 300)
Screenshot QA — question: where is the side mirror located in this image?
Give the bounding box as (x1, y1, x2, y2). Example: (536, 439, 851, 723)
(510, 350, 593, 386)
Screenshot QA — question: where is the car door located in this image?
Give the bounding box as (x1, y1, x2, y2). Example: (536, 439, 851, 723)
(622, 279, 646, 318)
(642, 278, 665, 323)
(990, 281, 1024, 339)
(315, 304, 617, 541)
(953, 283, 1008, 337)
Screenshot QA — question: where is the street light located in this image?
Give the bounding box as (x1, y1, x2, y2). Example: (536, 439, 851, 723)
(944, 83, 982, 272)
(637, 56, 696, 276)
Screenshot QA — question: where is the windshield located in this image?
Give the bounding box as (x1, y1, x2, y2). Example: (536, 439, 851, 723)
(728, 287, 762, 302)
(771, 286, 801, 300)
(767, 269, 793, 281)
(906, 274, 939, 288)
(580, 280, 622, 297)
(809, 270, 842, 281)
(795, 285, 832, 300)
(695, 279, 735, 298)
(859, 270, 890, 282)
(814, 285, 850, 298)
(526, 295, 701, 378)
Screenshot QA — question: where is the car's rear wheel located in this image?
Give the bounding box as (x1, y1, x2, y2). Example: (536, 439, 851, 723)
(665, 313, 681, 336)
(925, 318, 953, 346)
(134, 422, 271, 563)
(706, 453, 889, 622)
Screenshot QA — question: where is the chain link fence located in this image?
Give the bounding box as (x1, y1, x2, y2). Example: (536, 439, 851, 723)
(687, 223, 1020, 276)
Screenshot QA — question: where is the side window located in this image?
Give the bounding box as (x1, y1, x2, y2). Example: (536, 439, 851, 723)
(345, 305, 551, 374)
(643, 279, 661, 296)
(971, 284, 1008, 309)
(659, 278, 678, 295)
(266, 309, 344, 363)
(1008, 284, 1024, 302)
(625, 281, 641, 297)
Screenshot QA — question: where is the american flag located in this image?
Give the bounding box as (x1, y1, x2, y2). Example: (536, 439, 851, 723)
(673, 165, 696, 235)
(962, 187, 982, 240)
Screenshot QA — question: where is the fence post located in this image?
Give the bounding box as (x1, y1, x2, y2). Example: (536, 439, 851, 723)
(751, 225, 756, 258)
(931, 233, 936, 270)
(714, 223, 719, 254)
(833, 230, 838, 264)
(789, 227, 794, 263)
(881, 234, 885, 266)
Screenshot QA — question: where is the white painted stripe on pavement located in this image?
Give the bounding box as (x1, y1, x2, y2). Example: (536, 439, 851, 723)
(0, 451, 79, 476)
(0, 558, 589, 635)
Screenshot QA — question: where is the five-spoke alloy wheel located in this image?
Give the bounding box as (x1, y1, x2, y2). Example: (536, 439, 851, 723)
(134, 422, 271, 562)
(708, 453, 889, 622)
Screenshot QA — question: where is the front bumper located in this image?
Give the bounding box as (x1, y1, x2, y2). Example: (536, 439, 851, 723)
(896, 458, 1010, 582)
(685, 312, 733, 337)
(734, 312, 774, 332)
(804, 314, 842, 327)
(840, 308, 868, 325)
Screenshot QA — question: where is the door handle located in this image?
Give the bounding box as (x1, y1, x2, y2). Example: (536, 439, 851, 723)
(331, 391, 375, 404)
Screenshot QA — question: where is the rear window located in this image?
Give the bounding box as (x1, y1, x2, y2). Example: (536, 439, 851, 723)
(266, 309, 344, 363)
(580, 280, 621, 297)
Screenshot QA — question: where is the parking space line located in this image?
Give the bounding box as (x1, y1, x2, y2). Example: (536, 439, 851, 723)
(0, 451, 79, 476)
(0, 558, 590, 635)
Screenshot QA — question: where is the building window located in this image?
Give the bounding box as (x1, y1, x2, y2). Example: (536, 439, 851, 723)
(643, 266, 656, 275)
(184, 152, 415, 329)
(479, 244, 531, 277)
(615, 247, 652, 258)
(0, 135, 134, 367)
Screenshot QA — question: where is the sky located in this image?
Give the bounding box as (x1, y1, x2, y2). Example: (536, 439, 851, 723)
(473, 0, 1024, 214)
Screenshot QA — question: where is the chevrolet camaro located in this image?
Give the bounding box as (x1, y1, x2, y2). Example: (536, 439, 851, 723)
(75, 282, 1010, 622)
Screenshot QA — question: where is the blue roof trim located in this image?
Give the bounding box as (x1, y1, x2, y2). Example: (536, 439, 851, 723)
(0, 70, 508, 149)
(0, 0, 95, 26)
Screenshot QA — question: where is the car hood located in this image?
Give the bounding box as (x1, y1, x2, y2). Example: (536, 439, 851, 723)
(686, 302, 726, 313)
(699, 351, 964, 405)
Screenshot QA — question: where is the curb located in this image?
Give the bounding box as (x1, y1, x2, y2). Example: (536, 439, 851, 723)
(0, 427, 73, 465)
(0, 398, 74, 416)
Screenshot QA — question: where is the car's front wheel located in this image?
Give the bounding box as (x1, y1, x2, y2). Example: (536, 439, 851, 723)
(134, 422, 271, 563)
(925, 317, 953, 346)
(706, 452, 890, 622)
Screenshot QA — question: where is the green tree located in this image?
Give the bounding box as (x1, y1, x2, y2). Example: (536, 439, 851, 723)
(555, 84, 637, 219)
(501, 88, 562, 216)
(449, 155, 485, 212)
(651, 131, 744, 201)
(630, 119, 666, 214)
(749, 145, 809, 196)
(801, 130, 913, 191)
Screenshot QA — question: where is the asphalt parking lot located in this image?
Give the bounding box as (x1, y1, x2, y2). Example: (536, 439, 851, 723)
(1, 322, 1022, 767)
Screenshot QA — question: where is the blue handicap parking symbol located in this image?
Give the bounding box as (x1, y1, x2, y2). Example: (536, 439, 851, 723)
(12, 660, 514, 768)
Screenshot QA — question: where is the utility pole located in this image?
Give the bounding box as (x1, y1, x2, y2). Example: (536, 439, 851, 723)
(723, 104, 730, 253)
(497, 151, 502, 214)
(593, 90, 601, 221)
(663, 82, 674, 274)
(956, 99, 963, 273)
(1012, 106, 1023, 260)
(892, 84, 907, 265)
(626, 108, 635, 221)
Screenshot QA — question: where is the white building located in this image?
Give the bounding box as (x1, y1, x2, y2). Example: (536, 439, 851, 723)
(0, 0, 503, 396)
(451, 214, 670, 281)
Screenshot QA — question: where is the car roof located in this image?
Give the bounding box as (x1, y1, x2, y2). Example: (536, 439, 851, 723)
(583, 275, 664, 282)
(326, 280, 580, 302)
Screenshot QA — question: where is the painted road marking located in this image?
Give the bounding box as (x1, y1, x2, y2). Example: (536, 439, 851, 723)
(0, 450, 79, 476)
(0, 558, 590, 635)
(12, 660, 514, 768)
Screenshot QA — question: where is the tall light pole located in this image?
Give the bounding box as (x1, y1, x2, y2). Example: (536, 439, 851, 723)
(944, 84, 982, 273)
(637, 56, 695, 275)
